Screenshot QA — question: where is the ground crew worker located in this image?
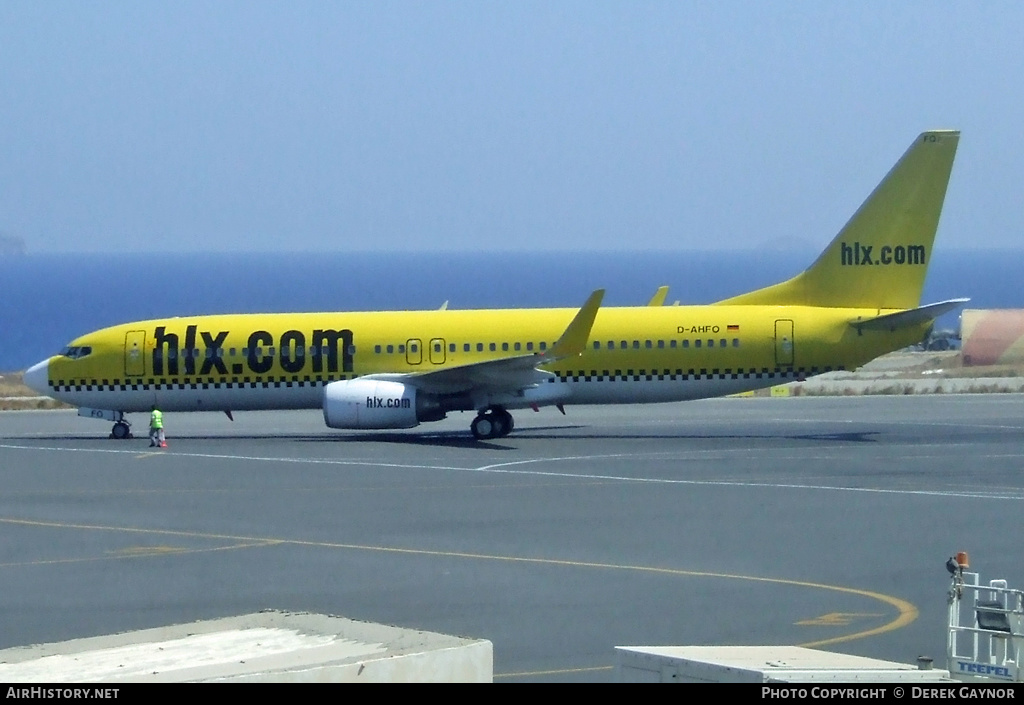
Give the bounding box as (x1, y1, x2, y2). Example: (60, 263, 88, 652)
(149, 405, 166, 448)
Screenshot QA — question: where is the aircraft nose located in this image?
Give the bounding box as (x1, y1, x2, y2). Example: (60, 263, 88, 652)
(23, 359, 50, 395)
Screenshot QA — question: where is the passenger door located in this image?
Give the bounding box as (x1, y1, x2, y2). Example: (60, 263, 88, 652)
(124, 330, 146, 377)
(775, 320, 794, 367)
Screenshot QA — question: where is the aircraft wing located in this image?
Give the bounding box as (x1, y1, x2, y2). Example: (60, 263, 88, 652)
(362, 289, 605, 395)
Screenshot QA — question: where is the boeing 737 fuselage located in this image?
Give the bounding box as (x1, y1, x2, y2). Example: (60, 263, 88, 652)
(24, 131, 966, 440)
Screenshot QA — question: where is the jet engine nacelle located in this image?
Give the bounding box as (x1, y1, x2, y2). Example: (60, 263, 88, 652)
(323, 379, 425, 429)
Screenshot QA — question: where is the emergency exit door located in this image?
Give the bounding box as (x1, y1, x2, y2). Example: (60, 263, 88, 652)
(406, 339, 422, 365)
(429, 338, 446, 365)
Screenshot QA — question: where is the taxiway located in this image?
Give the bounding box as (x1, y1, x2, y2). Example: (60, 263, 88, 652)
(1, 395, 1022, 682)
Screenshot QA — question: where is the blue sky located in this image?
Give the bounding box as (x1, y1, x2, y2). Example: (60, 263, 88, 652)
(1, 2, 1021, 253)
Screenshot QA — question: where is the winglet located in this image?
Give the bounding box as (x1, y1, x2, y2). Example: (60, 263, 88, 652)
(647, 286, 669, 306)
(548, 289, 604, 359)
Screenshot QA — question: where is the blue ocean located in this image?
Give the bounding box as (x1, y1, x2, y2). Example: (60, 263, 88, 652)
(1, 249, 1021, 372)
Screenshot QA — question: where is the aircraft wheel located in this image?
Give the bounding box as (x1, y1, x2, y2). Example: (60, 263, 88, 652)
(471, 414, 494, 440)
(497, 409, 514, 437)
(110, 421, 132, 440)
(471, 409, 513, 440)
(487, 409, 503, 438)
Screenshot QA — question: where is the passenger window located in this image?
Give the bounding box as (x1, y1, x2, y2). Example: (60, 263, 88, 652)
(449, 343, 456, 352)
(514, 342, 521, 351)
(398, 344, 406, 353)
(387, 344, 394, 353)
(720, 339, 727, 347)
(527, 342, 534, 351)
(732, 339, 739, 348)
(657, 340, 665, 349)
(489, 343, 496, 351)
(464, 343, 471, 352)
(632, 341, 640, 349)
(593, 341, 601, 350)
(695, 340, 701, 348)
(670, 340, 677, 348)
(539, 342, 547, 351)
(374, 345, 382, 353)
(645, 340, 652, 349)
(502, 343, 509, 351)
(707, 340, 714, 348)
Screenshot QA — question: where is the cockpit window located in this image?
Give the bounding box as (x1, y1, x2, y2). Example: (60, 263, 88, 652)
(60, 346, 93, 359)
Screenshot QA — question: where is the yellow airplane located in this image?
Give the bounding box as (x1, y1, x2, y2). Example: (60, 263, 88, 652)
(24, 130, 966, 441)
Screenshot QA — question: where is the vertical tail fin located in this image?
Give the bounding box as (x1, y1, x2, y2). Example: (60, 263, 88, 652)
(716, 130, 959, 309)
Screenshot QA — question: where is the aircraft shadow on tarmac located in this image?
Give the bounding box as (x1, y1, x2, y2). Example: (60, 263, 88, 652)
(508, 429, 882, 443)
(11, 431, 515, 450)
(14, 428, 881, 447)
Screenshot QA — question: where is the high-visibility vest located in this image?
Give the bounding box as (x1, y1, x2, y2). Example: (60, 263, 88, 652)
(150, 410, 164, 429)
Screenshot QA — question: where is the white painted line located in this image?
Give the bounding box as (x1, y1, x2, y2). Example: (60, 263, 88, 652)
(1, 443, 1022, 501)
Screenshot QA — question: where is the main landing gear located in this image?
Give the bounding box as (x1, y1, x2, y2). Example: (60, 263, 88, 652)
(470, 407, 514, 440)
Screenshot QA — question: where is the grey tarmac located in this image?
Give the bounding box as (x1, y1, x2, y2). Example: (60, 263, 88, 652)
(1, 395, 1022, 682)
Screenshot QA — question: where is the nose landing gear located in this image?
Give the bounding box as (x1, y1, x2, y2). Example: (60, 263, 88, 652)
(110, 419, 133, 440)
(76, 408, 133, 439)
(470, 407, 514, 440)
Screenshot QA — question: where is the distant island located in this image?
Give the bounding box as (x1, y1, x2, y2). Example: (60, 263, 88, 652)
(0, 234, 26, 256)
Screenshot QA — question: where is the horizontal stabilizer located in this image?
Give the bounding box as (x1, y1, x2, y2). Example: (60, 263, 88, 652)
(852, 298, 969, 332)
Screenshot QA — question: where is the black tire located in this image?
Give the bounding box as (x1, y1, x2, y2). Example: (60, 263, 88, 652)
(497, 409, 514, 436)
(471, 415, 493, 440)
(111, 422, 130, 440)
(489, 412, 506, 438)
